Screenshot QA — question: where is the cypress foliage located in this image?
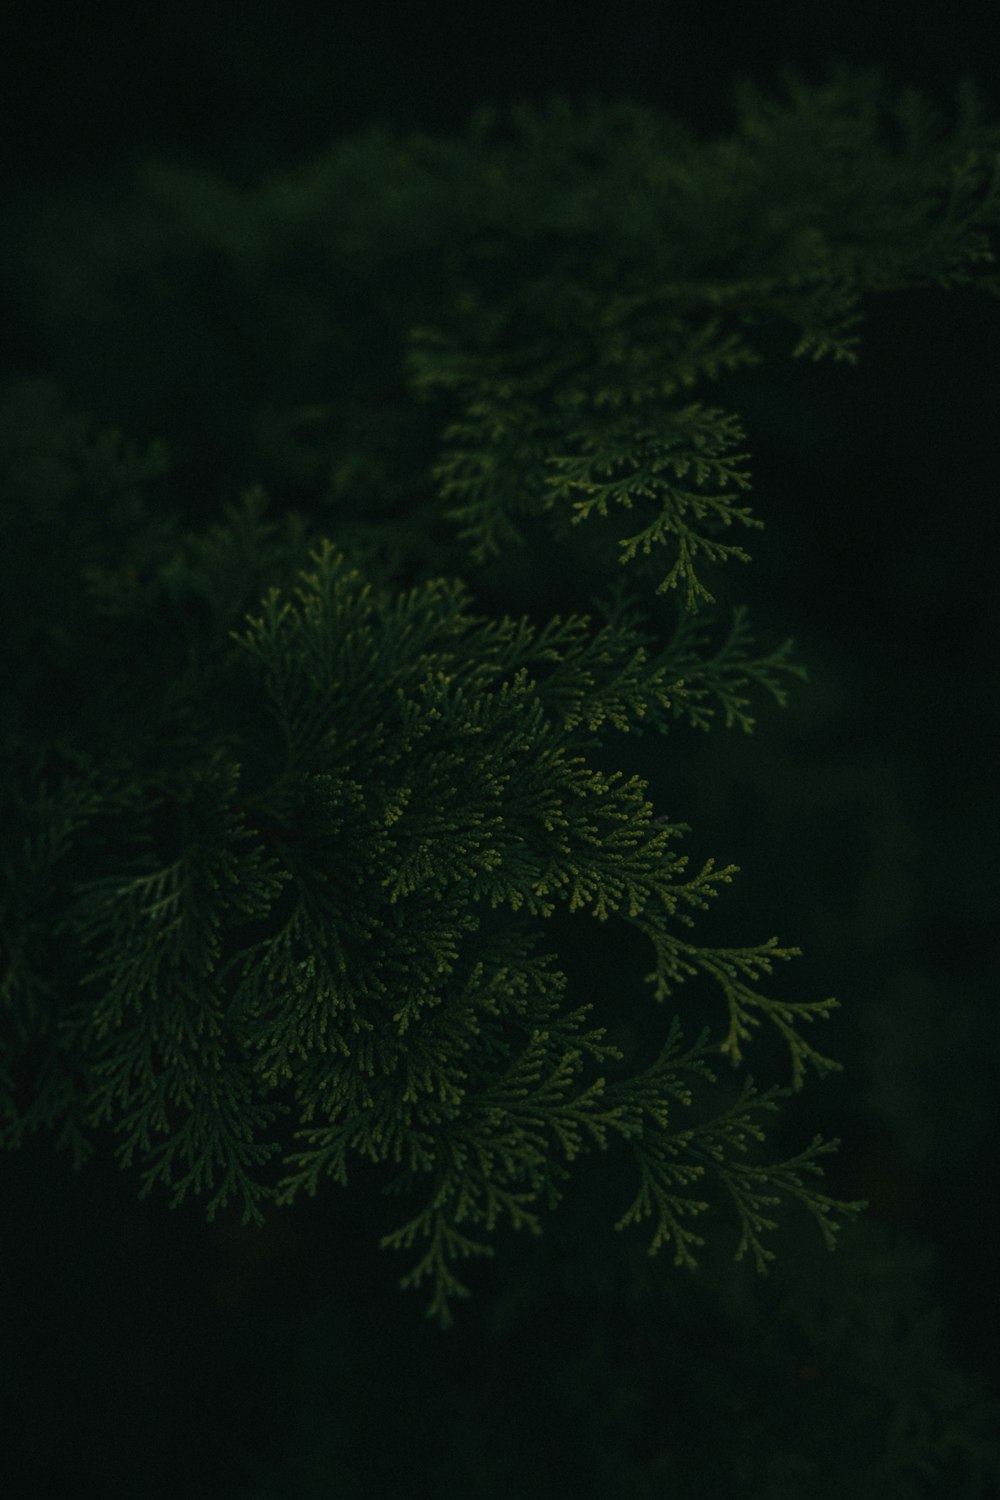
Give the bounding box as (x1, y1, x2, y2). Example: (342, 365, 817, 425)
(2, 61, 999, 1359)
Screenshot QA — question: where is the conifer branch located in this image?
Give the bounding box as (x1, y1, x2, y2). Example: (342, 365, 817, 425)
(8, 62, 998, 1326)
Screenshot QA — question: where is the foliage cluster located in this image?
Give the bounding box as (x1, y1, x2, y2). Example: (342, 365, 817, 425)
(3, 62, 1000, 1331)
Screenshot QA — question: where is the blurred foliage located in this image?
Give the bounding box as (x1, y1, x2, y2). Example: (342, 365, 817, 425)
(1, 56, 998, 1499)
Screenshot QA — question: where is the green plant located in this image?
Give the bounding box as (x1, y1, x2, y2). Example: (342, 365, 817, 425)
(3, 61, 999, 1334)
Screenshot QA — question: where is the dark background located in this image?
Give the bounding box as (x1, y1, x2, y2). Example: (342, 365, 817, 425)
(2, 2, 999, 198)
(1, 3, 998, 1495)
